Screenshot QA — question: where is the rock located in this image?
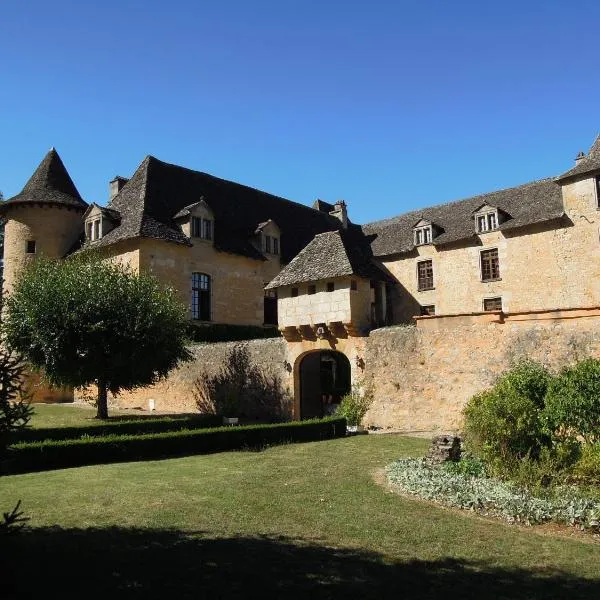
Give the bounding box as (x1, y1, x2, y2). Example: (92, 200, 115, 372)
(426, 434, 462, 464)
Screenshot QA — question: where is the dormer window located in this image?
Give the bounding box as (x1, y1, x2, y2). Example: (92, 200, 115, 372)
(191, 216, 213, 241)
(255, 220, 281, 256)
(476, 211, 498, 233)
(86, 218, 102, 241)
(413, 220, 433, 246)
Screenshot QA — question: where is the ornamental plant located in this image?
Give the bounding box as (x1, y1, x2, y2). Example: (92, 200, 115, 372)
(3, 256, 192, 419)
(336, 386, 373, 427)
(544, 358, 600, 444)
(462, 360, 551, 473)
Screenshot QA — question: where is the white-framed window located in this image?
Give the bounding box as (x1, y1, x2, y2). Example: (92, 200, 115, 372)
(86, 218, 102, 242)
(414, 225, 432, 246)
(476, 211, 499, 233)
(191, 217, 213, 240)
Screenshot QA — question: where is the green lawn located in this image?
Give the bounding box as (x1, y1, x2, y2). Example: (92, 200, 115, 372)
(27, 403, 190, 428)
(3, 435, 599, 599)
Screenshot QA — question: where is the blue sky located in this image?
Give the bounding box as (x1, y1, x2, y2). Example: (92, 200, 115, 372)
(1, 0, 598, 225)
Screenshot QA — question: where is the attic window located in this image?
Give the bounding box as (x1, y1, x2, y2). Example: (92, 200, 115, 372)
(413, 225, 432, 246)
(476, 211, 499, 233)
(263, 235, 279, 256)
(191, 217, 213, 241)
(86, 218, 102, 242)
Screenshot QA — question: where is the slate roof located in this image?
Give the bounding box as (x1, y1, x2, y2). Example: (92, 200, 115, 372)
(1, 148, 87, 214)
(362, 177, 564, 257)
(557, 135, 600, 182)
(92, 155, 340, 262)
(265, 227, 392, 289)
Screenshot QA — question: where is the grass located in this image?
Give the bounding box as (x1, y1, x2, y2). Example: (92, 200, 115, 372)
(27, 403, 193, 429)
(2, 435, 600, 599)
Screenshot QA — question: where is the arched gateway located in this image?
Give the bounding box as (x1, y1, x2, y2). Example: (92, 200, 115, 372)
(297, 351, 351, 419)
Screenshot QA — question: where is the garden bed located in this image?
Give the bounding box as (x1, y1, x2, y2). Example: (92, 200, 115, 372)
(386, 458, 600, 533)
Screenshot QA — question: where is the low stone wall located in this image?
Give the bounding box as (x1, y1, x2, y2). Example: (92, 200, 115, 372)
(363, 318, 600, 433)
(77, 317, 600, 433)
(96, 337, 293, 419)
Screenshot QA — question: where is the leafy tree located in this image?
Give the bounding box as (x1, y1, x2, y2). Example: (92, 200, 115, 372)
(3, 256, 192, 419)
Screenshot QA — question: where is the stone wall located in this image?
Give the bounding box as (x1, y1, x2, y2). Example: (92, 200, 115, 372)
(362, 318, 600, 433)
(105, 337, 293, 419)
(94, 316, 600, 434)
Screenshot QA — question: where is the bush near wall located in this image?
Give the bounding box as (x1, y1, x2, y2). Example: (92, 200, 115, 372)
(2, 417, 346, 474)
(9, 414, 222, 444)
(188, 323, 280, 344)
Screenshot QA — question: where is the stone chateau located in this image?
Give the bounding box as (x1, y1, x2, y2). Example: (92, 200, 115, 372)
(2, 134, 600, 422)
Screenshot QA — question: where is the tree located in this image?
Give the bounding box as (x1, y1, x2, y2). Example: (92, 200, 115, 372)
(3, 256, 192, 418)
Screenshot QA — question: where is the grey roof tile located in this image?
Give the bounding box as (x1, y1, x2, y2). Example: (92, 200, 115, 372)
(266, 227, 392, 288)
(362, 177, 564, 257)
(1, 148, 87, 213)
(93, 155, 340, 261)
(557, 135, 600, 182)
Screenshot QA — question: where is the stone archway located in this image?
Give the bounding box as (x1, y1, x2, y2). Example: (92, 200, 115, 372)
(297, 350, 351, 419)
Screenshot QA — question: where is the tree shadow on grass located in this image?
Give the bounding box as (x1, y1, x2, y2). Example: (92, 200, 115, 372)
(4, 526, 599, 599)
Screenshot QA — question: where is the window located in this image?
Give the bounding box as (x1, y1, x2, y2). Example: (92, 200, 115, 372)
(414, 225, 432, 246)
(291, 287, 299, 298)
(480, 248, 500, 281)
(308, 285, 316, 295)
(476, 211, 499, 233)
(86, 222, 93, 240)
(192, 273, 211, 320)
(202, 219, 212, 241)
(264, 235, 272, 254)
(26, 240, 36, 254)
(273, 237, 279, 255)
(93, 220, 100, 241)
(596, 176, 600, 208)
(264, 289, 278, 325)
(483, 297, 502, 312)
(420, 305, 436, 316)
(350, 280, 358, 291)
(417, 260, 434, 291)
(326, 282, 335, 292)
(191, 217, 213, 240)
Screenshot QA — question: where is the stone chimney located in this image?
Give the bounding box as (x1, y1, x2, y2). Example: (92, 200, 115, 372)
(329, 200, 348, 229)
(575, 151, 586, 165)
(109, 176, 129, 201)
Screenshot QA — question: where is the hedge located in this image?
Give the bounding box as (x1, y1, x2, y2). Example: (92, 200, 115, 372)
(2, 417, 346, 474)
(188, 323, 280, 343)
(9, 414, 222, 444)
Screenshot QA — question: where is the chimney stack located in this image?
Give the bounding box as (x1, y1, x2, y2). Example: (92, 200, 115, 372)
(329, 200, 348, 229)
(575, 151, 586, 165)
(109, 176, 129, 201)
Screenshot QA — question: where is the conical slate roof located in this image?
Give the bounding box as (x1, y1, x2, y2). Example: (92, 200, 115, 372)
(1, 148, 87, 213)
(557, 135, 600, 182)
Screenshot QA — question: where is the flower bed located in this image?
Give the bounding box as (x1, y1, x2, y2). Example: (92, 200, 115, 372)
(386, 458, 600, 532)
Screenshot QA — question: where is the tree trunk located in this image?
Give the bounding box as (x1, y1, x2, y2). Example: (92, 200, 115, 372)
(96, 378, 109, 419)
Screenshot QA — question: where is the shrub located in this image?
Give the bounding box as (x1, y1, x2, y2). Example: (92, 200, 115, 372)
(9, 414, 222, 444)
(193, 344, 291, 419)
(335, 386, 373, 427)
(571, 443, 600, 484)
(2, 417, 346, 474)
(544, 358, 600, 444)
(462, 361, 551, 473)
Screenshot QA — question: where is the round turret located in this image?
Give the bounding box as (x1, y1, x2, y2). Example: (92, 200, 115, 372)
(1, 148, 87, 296)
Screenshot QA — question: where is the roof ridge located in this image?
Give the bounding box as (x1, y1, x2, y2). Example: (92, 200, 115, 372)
(364, 176, 558, 228)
